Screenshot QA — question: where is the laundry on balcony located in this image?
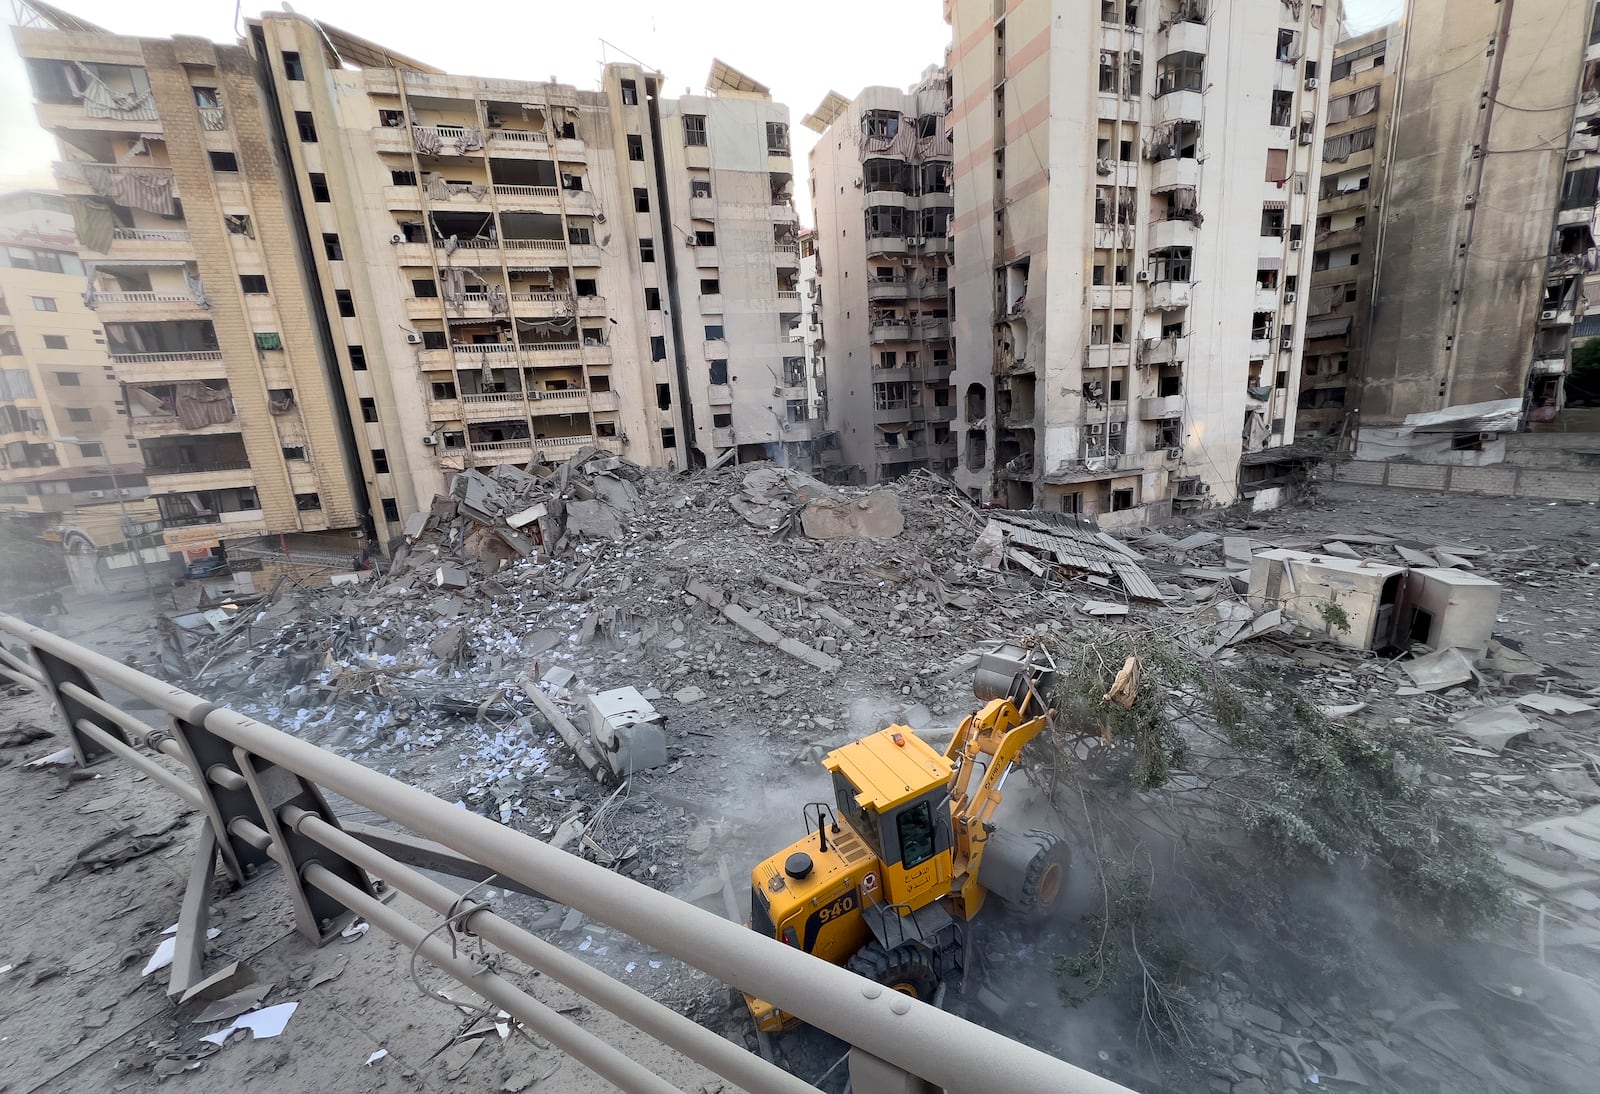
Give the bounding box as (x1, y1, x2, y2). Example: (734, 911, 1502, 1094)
(79, 164, 177, 217)
(412, 126, 443, 155)
(1306, 285, 1343, 317)
(67, 61, 158, 120)
(266, 390, 296, 417)
(69, 197, 117, 254)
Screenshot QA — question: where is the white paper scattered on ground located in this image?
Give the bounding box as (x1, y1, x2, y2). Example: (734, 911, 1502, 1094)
(366, 1049, 388, 1065)
(142, 930, 221, 976)
(201, 1001, 298, 1045)
(340, 920, 369, 941)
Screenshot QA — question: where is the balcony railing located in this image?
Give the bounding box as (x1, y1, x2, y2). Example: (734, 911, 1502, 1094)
(452, 343, 520, 354)
(198, 107, 226, 132)
(488, 129, 548, 145)
(503, 239, 567, 252)
(92, 292, 202, 306)
(493, 185, 561, 198)
(112, 228, 190, 243)
(109, 350, 224, 364)
(145, 460, 252, 477)
(533, 388, 587, 401)
(461, 392, 523, 405)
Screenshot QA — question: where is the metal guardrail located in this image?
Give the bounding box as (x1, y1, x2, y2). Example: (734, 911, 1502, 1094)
(0, 614, 1135, 1094)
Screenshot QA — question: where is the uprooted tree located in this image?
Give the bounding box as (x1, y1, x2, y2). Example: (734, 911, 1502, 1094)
(1026, 627, 1510, 1052)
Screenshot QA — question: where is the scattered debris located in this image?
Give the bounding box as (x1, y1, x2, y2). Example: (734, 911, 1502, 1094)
(200, 1001, 298, 1045)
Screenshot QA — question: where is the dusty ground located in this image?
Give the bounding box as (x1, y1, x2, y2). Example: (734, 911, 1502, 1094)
(4, 475, 1600, 1094)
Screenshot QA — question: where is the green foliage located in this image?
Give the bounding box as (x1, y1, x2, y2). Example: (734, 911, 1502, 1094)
(1036, 626, 1510, 1023)
(1315, 597, 1352, 635)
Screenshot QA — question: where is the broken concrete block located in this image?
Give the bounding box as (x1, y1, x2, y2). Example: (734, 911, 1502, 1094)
(565, 499, 623, 540)
(1449, 704, 1534, 752)
(776, 636, 842, 673)
(540, 666, 576, 690)
(507, 502, 549, 529)
(800, 491, 904, 541)
(434, 565, 470, 590)
(402, 510, 430, 540)
(672, 686, 707, 704)
(586, 687, 668, 777)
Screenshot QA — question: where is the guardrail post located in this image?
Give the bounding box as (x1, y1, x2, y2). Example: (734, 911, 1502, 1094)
(162, 713, 273, 886)
(31, 645, 127, 767)
(230, 743, 380, 944)
(849, 1048, 940, 1094)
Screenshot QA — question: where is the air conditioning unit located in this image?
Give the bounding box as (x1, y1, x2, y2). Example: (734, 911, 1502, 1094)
(390, 234, 404, 244)
(1095, 157, 1114, 176)
(1135, 270, 1151, 282)
(509, 271, 523, 281)
(87, 489, 106, 498)
(1304, 77, 1319, 90)
(1540, 308, 1559, 320)
(1166, 446, 1182, 460)
(1100, 52, 1113, 67)
(1280, 338, 1293, 350)
(1109, 422, 1123, 435)
(115, 488, 131, 496)
(1284, 291, 1296, 303)
(1298, 130, 1313, 146)
(421, 435, 438, 446)
(1568, 149, 1586, 162)
(406, 332, 423, 344)
(1086, 423, 1104, 436)
(1290, 239, 1302, 250)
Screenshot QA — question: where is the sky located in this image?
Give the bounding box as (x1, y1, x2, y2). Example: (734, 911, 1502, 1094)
(0, 0, 1406, 224)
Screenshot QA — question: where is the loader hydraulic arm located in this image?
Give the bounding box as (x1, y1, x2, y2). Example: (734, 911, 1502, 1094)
(943, 697, 1049, 911)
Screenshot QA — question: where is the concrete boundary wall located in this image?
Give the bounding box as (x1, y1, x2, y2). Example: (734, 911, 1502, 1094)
(1325, 457, 1600, 503)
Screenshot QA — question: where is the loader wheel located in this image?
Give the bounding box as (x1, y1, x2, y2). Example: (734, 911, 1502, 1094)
(847, 941, 939, 1002)
(979, 827, 1069, 921)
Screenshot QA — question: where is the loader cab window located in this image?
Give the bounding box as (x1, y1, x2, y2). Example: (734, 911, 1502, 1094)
(896, 800, 936, 869)
(833, 772, 884, 861)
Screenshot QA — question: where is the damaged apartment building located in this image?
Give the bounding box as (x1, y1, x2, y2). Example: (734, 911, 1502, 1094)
(943, 0, 1333, 525)
(13, 1, 809, 561)
(1295, 22, 1399, 440)
(805, 68, 957, 485)
(1354, 0, 1600, 461)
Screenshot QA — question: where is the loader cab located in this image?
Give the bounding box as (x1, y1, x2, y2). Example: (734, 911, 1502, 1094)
(825, 727, 955, 913)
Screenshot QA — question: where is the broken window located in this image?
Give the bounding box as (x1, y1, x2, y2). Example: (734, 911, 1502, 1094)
(422, 331, 447, 349)
(378, 108, 405, 127)
(309, 173, 330, 202)
(1099, 52, 1118, 93)
(683, 114, 708, 147)
(639, 238, 655, 262)
(359, 397, 378, 423)
(295, 111, 317, 142)
(700, 277, 720, 293)
(704, 324, 724, 341)
(786, 399, 808, 423)
(628, 135, 645, 161)
(282, 51, 303, 80)
(634, 187, 650, 212)
(766, 122, 789, 155)
(1156, 52, 1203, 96)
(323, 233, 342, 261)
(335, 290, 355, 317)
(865, 207, 905, 237)
(916, 115, 939, 139)
(348, 346, 367, 370)
(862, 110, 900, 139)
(645, 287, 661, 310)
(660, 427, 677, 449)
(620, 79, 638, 106)
(381, 498, 399, 522)
(296, 492, 321, 510)
(709, 359, 728, 384)
(224, 214, 253, 236)
(1560, 167, 1600, 211)
(784, 357, 806, 385)
(208, 151, 238, 172)
(1148, 247, 1191, 282)
(442, 431, 464, 450)
(656, 383, 672, 410)
(650, 335, 666, 361)
(1270, 90, 1294, 128)
(1276, 28, 1299, 63)
(1261, 208, 1286, 237)
(371, 449, 389, 473)
(695, 230, 716, 247)
(240, 275, 268, 294)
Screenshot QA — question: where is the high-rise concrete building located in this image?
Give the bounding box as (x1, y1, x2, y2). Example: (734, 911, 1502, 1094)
(1296, 22, 1400, 441)
(0, 188, 160, 558)
(1356, 0, 1597, 455)
(15, 3, 810, 563)
(13, 2, 370, 570)
(943, 0, 1333, 523)
(806, 68, 957, 484)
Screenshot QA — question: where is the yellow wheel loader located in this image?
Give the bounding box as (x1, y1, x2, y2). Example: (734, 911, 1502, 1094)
(744, 643, 1068, 1031)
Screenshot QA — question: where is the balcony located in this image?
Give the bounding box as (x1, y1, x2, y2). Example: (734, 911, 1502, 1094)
(503, 238, 568, 257)
(1316, 224, 1363, 251)
(1142, 335, 1188, 366)
(1151, 157, 1200, 192)
(428, 397, 462, 421)
(917, 318, 952, 340)
(777, 290, 802, 307)
(1149, 218, 1198, 251)
(487, 128, 550, 155)
(371, 126, 411, 153)
(1090, 286, 1134, 310)
(866, 235, 907, 257)
(708, 384, 733, 407)
(865, 190, 908, 209)
(771, 204, 799, 225)
(773, 244, 801, 267)
(590, 390, 620, 413)
(54, 160, 176, 203)
(460, 392, 527, 420)
(704, 338, 730, 358)
(1085, 345, 1135, 368)
(1158, 18, 1208, 57)
(868, 278, 908, 300)
(582, 342, 611, 366)
(568, 244, 604, 266)
(90, 290, 208, 322)
(688, 196, 716, 220)
(36, 97, 161, 134)
(531, 387, 589, 409)
(526, 341, 583, 366)
(1557, 205, 1593, 228)
(1250, 338, 1273, 359)
(1153, 90, 1203, 127)
(694, 246, 721, 268)
(144, 461, 254, 491)
(1146, 281, 1192, 310)
(869, 322, 911, 343)
(130, 413, 236, 439)
(469, 438, 533, 463)
(554, 138, 586, 161)
(699, 293, 724, 313)
(104, 227, 192, 260)
(109, 350, 227, 383)
(1139, 395, 1184, 420)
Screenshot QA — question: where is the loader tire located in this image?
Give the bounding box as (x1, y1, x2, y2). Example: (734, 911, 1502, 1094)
(983, 827, 1068, 921)
(847, 941, 940, 1002)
